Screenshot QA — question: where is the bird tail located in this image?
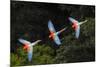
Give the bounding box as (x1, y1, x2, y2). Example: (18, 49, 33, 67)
(79, 20, 88, 25)
(57, 27, 67, 35)
(31, 40, 41, 46)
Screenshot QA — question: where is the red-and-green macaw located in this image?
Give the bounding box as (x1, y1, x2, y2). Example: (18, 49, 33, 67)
(18, 39, 41, 62)
(48, 20, 67, 45)
(68, 17, 87, 38)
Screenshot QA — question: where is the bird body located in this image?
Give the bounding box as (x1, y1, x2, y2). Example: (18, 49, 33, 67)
(48, 20, 66, 45)
(18, 39, 41, 62)
(68, 17, 87, 38)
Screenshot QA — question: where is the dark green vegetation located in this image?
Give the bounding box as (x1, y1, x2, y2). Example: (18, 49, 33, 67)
(11, 1, 95, 66)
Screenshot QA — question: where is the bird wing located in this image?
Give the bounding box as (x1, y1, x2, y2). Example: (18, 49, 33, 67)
(48, 20, 56, 33)
(75, 20, 87, 38)
(18, 38, 30, 45)
(68, 17, 79, 24)
(28, 46, 33, 62)
(75, 25, 80, 39)
(53, 34, 61, 45)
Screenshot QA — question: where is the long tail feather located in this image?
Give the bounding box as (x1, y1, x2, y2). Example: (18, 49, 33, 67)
(31, 40, 41, 46)
(79, 20, 88, 25)
(57, 27, 67, 35)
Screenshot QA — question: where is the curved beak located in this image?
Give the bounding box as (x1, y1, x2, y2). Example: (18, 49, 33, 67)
(49, 35, 51, 38)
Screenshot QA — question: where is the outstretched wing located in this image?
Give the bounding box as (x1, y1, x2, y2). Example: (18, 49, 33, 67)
(68, 17, 79, 24)
(28, 46, 33, 62)
(75, 26, 80, 39)
(18, 39, 30, 45)
(48, 20, 56, 33)
(53, 34, 61, 45)
(75, 20, 87, 38)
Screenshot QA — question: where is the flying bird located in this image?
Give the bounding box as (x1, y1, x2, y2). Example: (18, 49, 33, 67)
(68, 17, 87, 38)
(48, 20, 67, 45)
(18, 39, 41, 62)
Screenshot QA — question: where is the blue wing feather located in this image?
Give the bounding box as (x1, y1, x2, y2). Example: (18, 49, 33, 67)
(68, 17, 79, 23)
(54, 34, 61, 45)
(28, 47, 33, 62)
(48, 20, 56, 33)
(18, 38, 30, 45)
(28, 51, 32, 62)
(75, 26, 80, 38)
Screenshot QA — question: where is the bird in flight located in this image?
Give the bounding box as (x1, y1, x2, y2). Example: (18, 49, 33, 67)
(48, 20, 67, 45)
(68, 17, 87, 38)
(18, 38, 41, 62)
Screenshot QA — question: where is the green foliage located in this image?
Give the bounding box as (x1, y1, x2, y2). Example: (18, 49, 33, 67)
(11, 47, 27, 66)
(11, 53, 25, 66)
(11, 53, 20, 66)
(11, 44, 55, 66)
(32, 45, 55, 65)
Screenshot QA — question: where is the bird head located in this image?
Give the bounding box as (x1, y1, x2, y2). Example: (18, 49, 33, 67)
(72, 24, 75, 29)
(48, 31, 55, 40)
(23, 44, 29, 52)
(72, 22, 78, 30)
(49, 35, 52, 38)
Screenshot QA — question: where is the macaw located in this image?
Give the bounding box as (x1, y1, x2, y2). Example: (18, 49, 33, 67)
(48, 20, 67, 45)
(68, 17, 87, 38)
(18, 39, 41, 62)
